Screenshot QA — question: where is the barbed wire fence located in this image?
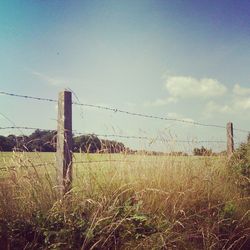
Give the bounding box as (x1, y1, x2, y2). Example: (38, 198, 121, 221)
(0, 90, 248, 147)
(0, 126, 231, 144)
(0, 90, 249, 193)
(0, 90, 249, 151)
(1, 90, 249, 133)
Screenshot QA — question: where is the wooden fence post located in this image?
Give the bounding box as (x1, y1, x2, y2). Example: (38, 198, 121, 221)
(56, 90, 73, 195)
(227, 122, 234, 159)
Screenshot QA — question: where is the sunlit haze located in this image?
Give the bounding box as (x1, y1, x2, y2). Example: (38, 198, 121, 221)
(1, 0, 250, 153)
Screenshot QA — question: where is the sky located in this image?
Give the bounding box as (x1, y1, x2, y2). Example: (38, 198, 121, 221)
(0, 0, 250, 153)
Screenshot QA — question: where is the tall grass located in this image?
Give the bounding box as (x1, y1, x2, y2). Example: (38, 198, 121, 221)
(0, 152, 249, 249)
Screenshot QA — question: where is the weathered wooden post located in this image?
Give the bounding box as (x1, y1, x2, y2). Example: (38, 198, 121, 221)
(56, 90, 73, 195)
(227, 122, 234, 159)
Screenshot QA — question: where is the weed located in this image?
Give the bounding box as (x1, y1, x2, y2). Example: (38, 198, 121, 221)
(0, 153, 249, 249)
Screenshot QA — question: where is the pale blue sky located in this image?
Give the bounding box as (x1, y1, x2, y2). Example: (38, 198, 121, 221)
(0, 0, 250, 152)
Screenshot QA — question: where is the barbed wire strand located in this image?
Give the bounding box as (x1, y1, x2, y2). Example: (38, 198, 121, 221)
(3, 126, 248, 145)
(74, 131, 228, 144)
(0, 155, 228, 171)
(0, 126, 230, 144)
(0, 126, 51, 131)
(0, 159, 146, 170)
(1, 91, 249, 133)
(0, 91, 57, 103)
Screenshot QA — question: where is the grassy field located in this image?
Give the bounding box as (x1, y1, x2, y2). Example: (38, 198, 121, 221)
(0, 152, 249, 249)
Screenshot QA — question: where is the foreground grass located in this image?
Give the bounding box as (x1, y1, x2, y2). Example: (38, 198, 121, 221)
(0, 152, 249, 249)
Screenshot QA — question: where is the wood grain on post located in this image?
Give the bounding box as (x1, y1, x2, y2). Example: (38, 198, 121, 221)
(227, 122, 234, 159)
(56, 90, 73, 194)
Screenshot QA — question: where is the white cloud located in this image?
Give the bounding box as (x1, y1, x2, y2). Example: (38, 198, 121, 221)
(165, 76, 227, 99)
(233, 84, 250, 96)
(205, 97, 250, 118)
(32, 71, 66, 86)
(144, 97, 177, 107)
(124, 102, 136, 108)
(233, 97, 250, 110)
(205, 101, 233, 115)
(167, 112, 195, 124)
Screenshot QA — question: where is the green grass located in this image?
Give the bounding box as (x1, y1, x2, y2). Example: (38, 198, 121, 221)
(0, 152, 249, 249)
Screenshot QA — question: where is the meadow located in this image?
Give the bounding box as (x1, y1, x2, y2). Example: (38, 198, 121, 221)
(0, 152, 249, 249)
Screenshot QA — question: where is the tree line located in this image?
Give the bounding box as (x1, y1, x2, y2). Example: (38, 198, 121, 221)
(0, 130, 127, 153)
(0, 129, 228, 156)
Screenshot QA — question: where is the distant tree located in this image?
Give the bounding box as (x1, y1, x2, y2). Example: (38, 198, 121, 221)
(14, 135, 29, 151)
(193, 148, 201, 156)
(73, 135, 126, 153)
(73, 134, 103, 153)
(27, 130, 56, 152)
(169, 151, 188, 156)
(0, 130, 127, 153)
(247, 133, 250, 143)
(0, 136, 14, 151)
(101, 139, 125, 153)
(193, 146, 212, 156)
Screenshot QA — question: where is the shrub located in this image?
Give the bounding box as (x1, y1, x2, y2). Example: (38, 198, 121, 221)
(229, 142, 250, 194)
(193, 146, 212, 156)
